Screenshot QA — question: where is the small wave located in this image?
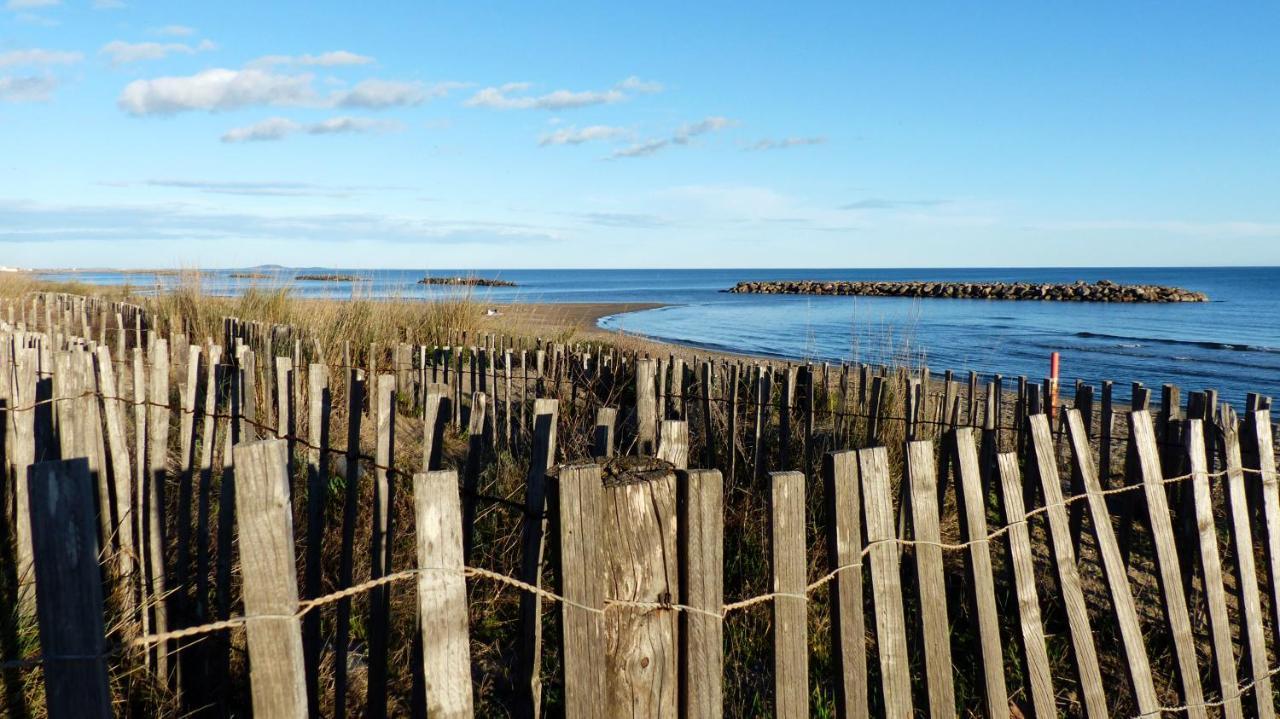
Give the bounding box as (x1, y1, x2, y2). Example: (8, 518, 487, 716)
(1074, 331, 1279, 354)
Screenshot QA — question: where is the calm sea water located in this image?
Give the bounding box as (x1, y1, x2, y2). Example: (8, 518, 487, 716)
(38, 267, 1280, 404)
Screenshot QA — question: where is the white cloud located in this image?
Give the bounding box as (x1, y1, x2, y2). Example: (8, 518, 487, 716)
(611, 138, 669, 159)
(5, 0, 58, 8)
(248, 50, 375, 68)
(308, 115, 401, 134)
(220, 116, 299, 142)
(0, 48, 82, 68)
(616, 75, 663, 93)
(100, 39, 216, 66)
(118, 68, 317, 115)
(745, 136, 826, 151)
(153, 25, 194, 36)
(465, 82, 625, 110)
(0, 75, 58, 102)
(538, 124, 628, 146)
(333, 79, 437, 108)
(0, 197, 559, 246)
(221, 115, 402, 142)
(138, 178, 407, 197)
(118, 68, 452, 115)
(610, 116, 735, 159)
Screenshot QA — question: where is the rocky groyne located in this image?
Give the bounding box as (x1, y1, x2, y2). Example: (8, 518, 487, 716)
(418, 276, 517, 288)
(297, 274, 361, 282)
(725, 279, 1208, 303)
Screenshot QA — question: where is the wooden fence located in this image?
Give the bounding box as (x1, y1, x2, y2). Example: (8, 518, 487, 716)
(1, 291, 1279, 717)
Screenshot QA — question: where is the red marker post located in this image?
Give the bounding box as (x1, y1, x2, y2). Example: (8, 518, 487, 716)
(1049, 352, 1061, 417)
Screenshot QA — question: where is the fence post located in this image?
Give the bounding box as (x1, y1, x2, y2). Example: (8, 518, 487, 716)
(92, 346, 136, 620)
(823, 451, 867, 719)
(1129, 411, 1207, 718)
(413, 469, 475, 718)
(422, 382, 450, 472)
(994, 454, 1056, 718)
(1063, 410, 1159, 715)
(1027, 415, 1107, 718)
(905, 441, 955, 716)
(1185, 420, 1247, 719)
(303, 362, 330, 715)
(516, 398, 559, 719)
(462, 391, 489, 562)
(334, 368, 364, 719)
(367, 373, 397, 718)
(5, 346, 36, 615)
(950, 429, 1009, 718)
(700, 362, 717, 468)
(233, 438, 308, 719)
(679, 468, 723, 719)
(859, 447, 912, 718)
(28, 458, 112, 719)
(146, 338, 173, 683)
(635, 358, 657, 454)
(603, 459, 679, 716)
(657, 419, 689, 469)
(1217, 412, 1275, 718)
(557, 464, 608, 719)
(593, 407, 617, 458)
(769, 470, 807, 719)
(1245, 410, 1280, 659)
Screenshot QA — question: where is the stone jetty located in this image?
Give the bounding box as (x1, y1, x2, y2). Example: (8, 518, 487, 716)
(297, 273, 361, 282)
(418, 276, 517, 288)
(725, 279, 1207, 303)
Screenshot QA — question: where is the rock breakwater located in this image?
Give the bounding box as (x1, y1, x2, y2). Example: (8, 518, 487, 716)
(725, 279, 1207, 303)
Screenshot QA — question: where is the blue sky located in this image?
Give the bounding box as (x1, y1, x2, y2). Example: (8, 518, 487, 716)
(1, 2, 1278, 268)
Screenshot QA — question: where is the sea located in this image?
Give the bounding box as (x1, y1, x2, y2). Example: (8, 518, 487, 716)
(36, 267, 1280, 405)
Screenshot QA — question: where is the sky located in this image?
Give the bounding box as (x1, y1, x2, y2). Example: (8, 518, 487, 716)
(1, 2, 1278, 269)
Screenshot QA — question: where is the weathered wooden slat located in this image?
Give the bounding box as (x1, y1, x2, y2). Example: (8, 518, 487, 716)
(770, 470, 808, 719)
(233, 439, 308, 719)
(366, 374, 397, 719)
(657, 419, 689, 469)
(94, 346, 135, 606)
(951, 429, 1009, 719)
(1064, 410, 1159, 714)
(4, 345, 37, 614)
(824, 450, 868, 719)
(594, 406, 618, 458)
(995, 454, 1056, 719)
(413, 469, 475, 719)
(859, 447, 912, 718)
(146, 339, 173, 682)
(462, 391, 489, 562)
(1027, 415, 1107, 718)
(906, 440, 955, 717)
(302, 362, 330, 715)
(333, 368, 364, 719)
(1184, 420, 1247, 719)
(557, 464, 607, 719)
(1129, 411, 1207, 719)
(1218, 412, 1275, 718)
(603, 462, 679, 717)
(28, 458, 113, 719)
(752, 367, 770, 479)
(700, 361, 717, 468)
(1246, 410, 1280, 667)
(635, 358, 657, 454)
(516, 398, 560, 719)
(679, 468, 724, 719)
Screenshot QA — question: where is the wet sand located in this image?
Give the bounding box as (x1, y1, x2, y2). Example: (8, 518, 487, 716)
(479, 302, 664, 336)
